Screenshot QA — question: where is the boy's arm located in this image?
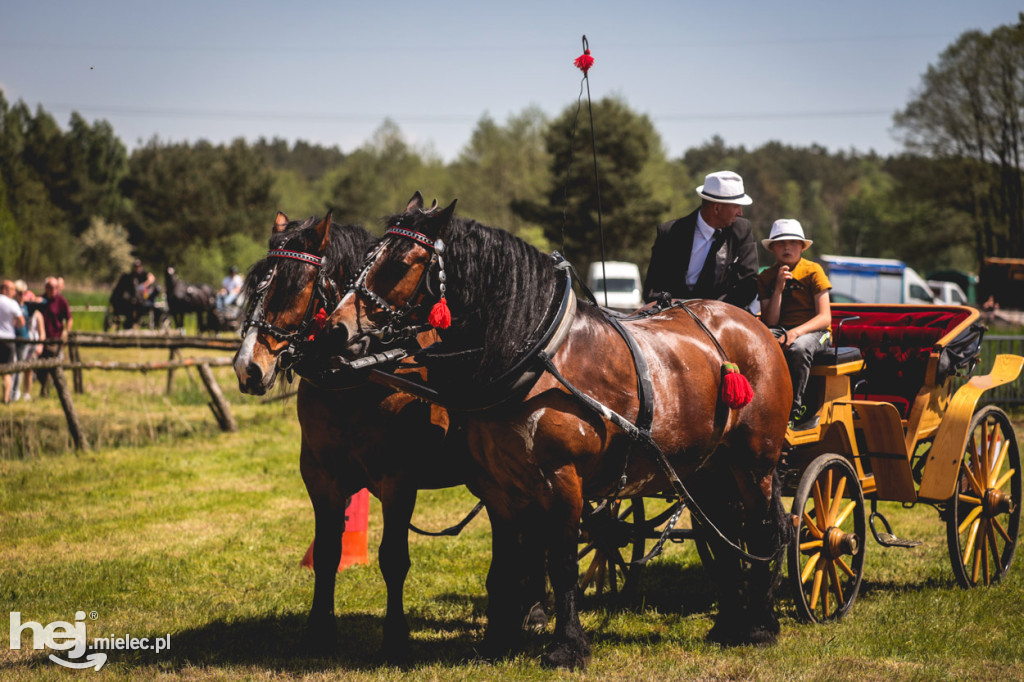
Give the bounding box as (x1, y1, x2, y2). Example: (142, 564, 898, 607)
(786, 291, 832, 340)
(760, 266, 787, 327)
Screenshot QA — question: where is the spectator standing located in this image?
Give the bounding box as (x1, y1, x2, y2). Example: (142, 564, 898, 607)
(38, 277, 72, 396)
(14, 284, 45, 400)
(0, 279, 26, 403)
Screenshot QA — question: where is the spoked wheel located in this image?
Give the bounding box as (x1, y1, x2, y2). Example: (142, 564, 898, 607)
(578, 497, 646, 597)
(788, 454, 866, 623)
(946, 406, 1021, 588)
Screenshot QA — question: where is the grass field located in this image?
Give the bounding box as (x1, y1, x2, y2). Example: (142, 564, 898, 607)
(1, 352, 1023, 680)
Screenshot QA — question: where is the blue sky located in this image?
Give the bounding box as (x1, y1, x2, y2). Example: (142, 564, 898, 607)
(1, 1, 1020, 162)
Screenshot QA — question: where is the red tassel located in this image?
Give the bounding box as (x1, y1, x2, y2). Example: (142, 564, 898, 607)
(428, 298, 451, 329)
(307, 308, 327, 342)
(721, 362, 754, 409)
(574, 49, 594, 75)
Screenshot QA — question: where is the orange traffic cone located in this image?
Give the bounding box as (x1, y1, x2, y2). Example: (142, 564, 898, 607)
(301, 488, 370, 571)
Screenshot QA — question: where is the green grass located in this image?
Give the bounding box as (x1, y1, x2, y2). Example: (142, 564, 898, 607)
(1, 362, 1023, 680)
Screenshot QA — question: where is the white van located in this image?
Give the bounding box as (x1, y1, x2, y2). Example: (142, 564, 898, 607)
(587, 261, 643, 312)
(820, 255, 935, 305)
(928, 280, 970, 305)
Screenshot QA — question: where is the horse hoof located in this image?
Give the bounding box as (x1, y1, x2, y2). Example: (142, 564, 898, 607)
(705, 620, 779, 647)
(302, 613, 338, 655)
(541, 642, 590, 671)
(522, 601, 549, 633)
(378, 640, 413, 664)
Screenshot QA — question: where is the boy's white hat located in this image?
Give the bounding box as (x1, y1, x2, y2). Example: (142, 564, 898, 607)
(696, 171, 753, 205)
(762, 219, 812, 250)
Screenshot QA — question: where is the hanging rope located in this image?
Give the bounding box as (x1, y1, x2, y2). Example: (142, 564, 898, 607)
(561, 35, 609, 306)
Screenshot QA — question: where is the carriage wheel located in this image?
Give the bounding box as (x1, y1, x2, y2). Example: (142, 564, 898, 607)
(946, 406, 1021, 588)
(578, 497, 646, 597)
(788, 454, 865, 623)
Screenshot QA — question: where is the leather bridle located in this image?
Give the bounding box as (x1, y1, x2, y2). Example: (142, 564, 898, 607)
(344, 224, 445, 346)
(240, 248, 341, 369)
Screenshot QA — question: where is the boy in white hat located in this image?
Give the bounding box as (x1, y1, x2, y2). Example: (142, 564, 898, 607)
(756, 219, 832, 429)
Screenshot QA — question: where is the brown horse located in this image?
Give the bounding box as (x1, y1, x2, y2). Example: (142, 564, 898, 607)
(233, 212, 547, 659)
(325, 193, 793, 669)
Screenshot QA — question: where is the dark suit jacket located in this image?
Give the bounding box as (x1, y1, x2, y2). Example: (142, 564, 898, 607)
(642, 208, 759, 308)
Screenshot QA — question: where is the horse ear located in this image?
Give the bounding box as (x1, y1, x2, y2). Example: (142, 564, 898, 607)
(273, 212, 289, 233)
(426, 199, 457, 239)
(315, 212, 332, 252)
(405, 191, 424, 212)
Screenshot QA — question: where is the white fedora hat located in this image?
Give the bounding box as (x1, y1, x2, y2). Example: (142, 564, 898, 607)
(695, 170, 753, 206)
(761, 219, 812, 250)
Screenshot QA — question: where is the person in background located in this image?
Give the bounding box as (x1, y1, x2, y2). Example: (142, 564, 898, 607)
(217, 265, 243, 310)
(756, 219, 832, 430)
(14, 283, 45, 400)
(0, 279, 26, 403)
(642, 170, 759, 309)
(37, 276, 72, 397)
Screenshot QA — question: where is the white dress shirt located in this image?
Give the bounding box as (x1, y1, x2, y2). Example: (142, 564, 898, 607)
(685, 213, 718, 287)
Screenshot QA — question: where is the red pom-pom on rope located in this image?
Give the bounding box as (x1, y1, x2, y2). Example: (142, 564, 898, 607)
(428, 298, 451, 329)
(721, 362, 754, 409)
(574, 48, 594, 75)
(307, 308, 327, 341)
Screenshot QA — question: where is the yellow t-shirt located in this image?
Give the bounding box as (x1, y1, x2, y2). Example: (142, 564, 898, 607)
(756, 258, 832, 329)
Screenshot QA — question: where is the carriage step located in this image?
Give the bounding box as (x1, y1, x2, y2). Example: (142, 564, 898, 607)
(872, 532, 923, 548)
(869, 504, 922, 548)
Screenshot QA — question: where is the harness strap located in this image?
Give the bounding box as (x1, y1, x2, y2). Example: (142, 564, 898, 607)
(408, 501, 485, 537)
(536, 350, 783, 565)
(679, 301, 732, 362)
(602, 312, 653, 490)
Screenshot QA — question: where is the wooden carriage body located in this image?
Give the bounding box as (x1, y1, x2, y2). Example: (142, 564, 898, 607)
(779, 303, 1023, 621)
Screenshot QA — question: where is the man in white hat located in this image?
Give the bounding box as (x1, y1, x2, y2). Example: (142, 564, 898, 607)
(642, 170, 758, 308)
(756, 218, 832, 429)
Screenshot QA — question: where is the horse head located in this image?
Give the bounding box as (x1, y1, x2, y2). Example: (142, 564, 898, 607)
(234, 211, 372, 395)
(329, 192, 456, 360)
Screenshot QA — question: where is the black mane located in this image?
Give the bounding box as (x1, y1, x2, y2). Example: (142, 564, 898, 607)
(384, 209, 561, 384)
(243, 216, 376, 316)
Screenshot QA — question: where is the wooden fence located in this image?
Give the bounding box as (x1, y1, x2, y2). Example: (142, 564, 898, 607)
(0, 331, 242, 450)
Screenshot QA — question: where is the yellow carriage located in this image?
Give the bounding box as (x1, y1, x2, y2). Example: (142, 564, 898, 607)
(784, 303, 1022, 621)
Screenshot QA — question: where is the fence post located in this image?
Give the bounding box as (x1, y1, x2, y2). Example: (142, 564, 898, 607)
(197, 363, 237, 432)
(166, 347, 181, 395)
(69, 341, 83, 393)
(53, 366, 88, 450)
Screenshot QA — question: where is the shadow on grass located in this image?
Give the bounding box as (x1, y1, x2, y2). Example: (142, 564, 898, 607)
(580, 560, 718, 616)
(0, 610, 494, 676)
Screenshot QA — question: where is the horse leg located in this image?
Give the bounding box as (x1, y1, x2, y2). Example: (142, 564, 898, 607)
(540, 483, 590, 670)
(519, 524, 549, 632)
(481, 511, 527, 659)
(300, 452, 361, 654)
(691, 464, 749, 645)
(702, 465, 788, 646)
(377, 477, 416, 661)
(735, 468, 789, 644)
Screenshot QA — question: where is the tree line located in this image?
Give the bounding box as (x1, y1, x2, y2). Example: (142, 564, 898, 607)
(1, 15, 1021, 291)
